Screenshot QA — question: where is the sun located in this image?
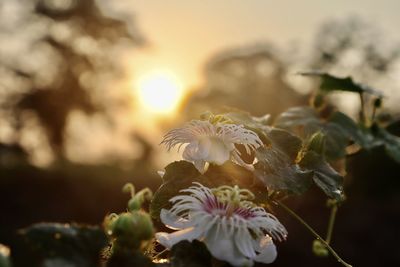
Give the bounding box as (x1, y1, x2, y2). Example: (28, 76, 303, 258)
(137, 71, 184, 115)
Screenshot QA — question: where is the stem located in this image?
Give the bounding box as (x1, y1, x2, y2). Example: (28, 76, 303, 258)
(153, 248, 168, 259)
(325, 204, 338, 244)
(274, 201, 352, 267)
(359, 92, 367, 126)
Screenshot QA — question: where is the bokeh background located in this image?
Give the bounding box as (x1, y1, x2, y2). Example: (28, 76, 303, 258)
(1, 0, 400, 266)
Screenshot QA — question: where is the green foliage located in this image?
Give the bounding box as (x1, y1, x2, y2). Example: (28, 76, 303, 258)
(254, 128, 313, 195)
(104, 184, 155, 257)
(275, 107, 361, 160)
(370, 126, 400, 163)
(106, 250, 156, 267)
(254, 127, 344, 200)
(14, 223, 107, 267)
(170, 240, 212, 267)
(254, 146, 313, 195)
(299, 151, 344, 201)
(150, 160, 268, 220)
(299, 72, 383, 96)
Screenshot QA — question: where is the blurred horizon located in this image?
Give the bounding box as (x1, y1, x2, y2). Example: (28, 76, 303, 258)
(1, 0, 400, 169)
(129, 0, 400, 88)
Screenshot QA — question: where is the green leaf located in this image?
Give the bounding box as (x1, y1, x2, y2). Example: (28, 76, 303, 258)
(275, 107, 362, 160)
(170, 240, 212, 267)
(299, 151, 344, 201)
(375, 127, 400, 163)
(150, 161, 267, 220)
(107, 250, 155, 267)
(274, 106, 321, 136)
(253, 127, 316, 195)
(329, 111, 374, 148)
(150, 161, 200, 220)
(299, 71, 383, 96)
(162, 160, 200, 183)
(265, 128, 303, 161)
(14, 223, 107, 267)
(254, 147, 313, 195)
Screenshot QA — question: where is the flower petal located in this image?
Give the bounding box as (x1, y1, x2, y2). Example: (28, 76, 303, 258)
(234, 227, 257, 259)
(156, 226, 203, 249)
(204, 225, 253, 267)
(160, 209, 193, 230)
(203, 138, 231, 165)
(254, 236, 277, 264)
(183, 141, 208, 161)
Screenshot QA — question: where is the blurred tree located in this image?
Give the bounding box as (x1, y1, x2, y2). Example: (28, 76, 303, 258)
(307, 17, 400, 117)
(189, 17, 400, 121)
(310, 17, 400, 78)
(187, 45, 306, 118)
(0, 0, 145, 163)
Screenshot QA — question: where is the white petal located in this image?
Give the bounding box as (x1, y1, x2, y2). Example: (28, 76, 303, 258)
(156, 226, 203, 249)
(193, 160, 208, 174)
(234, 228, 257, 259)
(159, 209, 193, 230)
(254, 236, 277, 264)
(183, 141, 209, 161)
(231, 151, 255, 171)
(204, 225, 253, 267)
(204, 138, 231, 165)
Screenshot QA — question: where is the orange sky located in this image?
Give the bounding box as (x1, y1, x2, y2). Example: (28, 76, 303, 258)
(123, 0, 400, 88)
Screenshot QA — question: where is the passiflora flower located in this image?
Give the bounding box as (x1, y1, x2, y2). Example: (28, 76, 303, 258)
(161, 120, 263, 173)
(156, 183, 287, 267)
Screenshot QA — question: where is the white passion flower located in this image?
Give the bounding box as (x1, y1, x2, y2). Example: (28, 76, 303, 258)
(161, 120, 263, 173)
(156, 183, 287, 267)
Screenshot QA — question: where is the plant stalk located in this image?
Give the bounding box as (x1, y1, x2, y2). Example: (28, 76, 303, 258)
(273, 200, 352, 267)
(325, 204, 338, 244)
(359, 92, 367, 126)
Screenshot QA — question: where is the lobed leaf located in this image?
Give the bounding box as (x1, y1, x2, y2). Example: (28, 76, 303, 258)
(299, 151, 344, 201)
(299, 71, 383, 96)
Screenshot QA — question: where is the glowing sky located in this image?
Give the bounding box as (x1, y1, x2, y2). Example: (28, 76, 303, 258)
(125, 0, 400, 88)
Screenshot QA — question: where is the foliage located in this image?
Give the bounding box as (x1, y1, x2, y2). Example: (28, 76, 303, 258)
(5, 71, 400, 267)
(13, 223, 107, 267)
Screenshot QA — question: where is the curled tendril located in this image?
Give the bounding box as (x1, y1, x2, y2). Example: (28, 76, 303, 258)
(123, 183, 153, 212)
(123, 183, 135, 197)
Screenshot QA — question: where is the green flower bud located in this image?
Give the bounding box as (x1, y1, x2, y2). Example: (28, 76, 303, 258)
(131, 211, 154, 241)
(108, 211, 154, 250)
(312, 239, 329, 257)
(122, 183, 153, 212)
(0, 244, 12, 267)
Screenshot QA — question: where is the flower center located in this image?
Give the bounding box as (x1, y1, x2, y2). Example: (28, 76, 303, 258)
(205, 185, 256, 218)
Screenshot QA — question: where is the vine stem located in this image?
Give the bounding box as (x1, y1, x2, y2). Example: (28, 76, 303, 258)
(359, 92, 367, 126)
(325, 204, 338, 244)
(273, 200, 352, 267)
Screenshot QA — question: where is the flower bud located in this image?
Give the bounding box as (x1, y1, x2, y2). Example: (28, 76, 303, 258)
(107, 211, 154, 250)
(312, 239, 329, 257)
(0, 244, 11, 267)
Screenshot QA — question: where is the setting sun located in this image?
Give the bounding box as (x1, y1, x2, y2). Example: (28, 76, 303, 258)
(137, 72, 184, 115)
